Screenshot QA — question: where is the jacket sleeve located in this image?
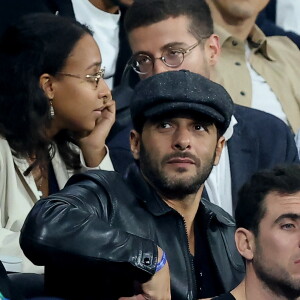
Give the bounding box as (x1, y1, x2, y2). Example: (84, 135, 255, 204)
(79, 145, 114, 171)
(20, 171, 158, 282)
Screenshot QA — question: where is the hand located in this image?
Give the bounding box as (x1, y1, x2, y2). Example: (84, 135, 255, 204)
(119, 247, 171, 300)
(139, 247, 170, 300)
(78, 98, 116, 167)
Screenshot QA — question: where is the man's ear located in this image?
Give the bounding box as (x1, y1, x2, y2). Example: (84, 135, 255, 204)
(235, 228, 255, 260)
(213, 135, 225, 166)
(130, 129, 141, 160)
(204, 34, 221, 66)
(39, 73, 55, 99)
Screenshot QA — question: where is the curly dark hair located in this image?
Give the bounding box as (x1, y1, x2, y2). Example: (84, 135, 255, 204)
(0, 13, 93, 174)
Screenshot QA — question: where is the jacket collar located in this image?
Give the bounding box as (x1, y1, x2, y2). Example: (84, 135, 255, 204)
(125, 163, 173, 216)
(227, 105, 260, 211)
(215, 24, 276, 61)
(124, 163, 235, 226)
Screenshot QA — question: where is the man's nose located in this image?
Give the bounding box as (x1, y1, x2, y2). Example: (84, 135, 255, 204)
(152, 58, 171, 75)
(172, 128, 191, 151)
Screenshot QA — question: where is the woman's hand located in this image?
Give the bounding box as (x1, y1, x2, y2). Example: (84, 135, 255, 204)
(78, 97, 116, 167)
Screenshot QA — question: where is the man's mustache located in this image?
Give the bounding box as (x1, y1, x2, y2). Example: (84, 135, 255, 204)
(161, 152, 201, 167)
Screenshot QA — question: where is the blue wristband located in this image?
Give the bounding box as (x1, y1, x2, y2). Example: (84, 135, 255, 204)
(155, 251, 167, 272)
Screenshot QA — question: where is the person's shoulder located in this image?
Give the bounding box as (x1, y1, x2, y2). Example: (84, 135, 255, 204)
(266, 35, 300, 58)
(0, 137, 12, 155)
(67, 169, 124, 187)
(234, 105, 292, 134)
(66, 169, 136, 200)
(235, 104, 279, 120)
(0, 136, 8, 144)
(266, 34, 299, 49)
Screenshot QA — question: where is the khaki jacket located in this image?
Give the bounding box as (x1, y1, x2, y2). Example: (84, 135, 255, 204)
(212, 24, 300, 132)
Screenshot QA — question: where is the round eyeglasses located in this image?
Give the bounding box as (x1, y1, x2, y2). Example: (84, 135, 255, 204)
(57, 68, 105, 89)
(129, 40, 206, 75)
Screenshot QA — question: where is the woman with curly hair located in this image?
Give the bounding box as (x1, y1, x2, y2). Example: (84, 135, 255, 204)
(0, 13, 116, 273)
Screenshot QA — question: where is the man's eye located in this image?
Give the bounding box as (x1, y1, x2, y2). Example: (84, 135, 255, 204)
(281, 223, 296, 230)
(194, 124, 205, 131)
(136, 56, 151, 65)
(159, 122, 172, 129)
(167, 49, 183, 56)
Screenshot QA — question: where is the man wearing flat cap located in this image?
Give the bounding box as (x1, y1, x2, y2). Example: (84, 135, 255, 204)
(21, 71, 244, 300)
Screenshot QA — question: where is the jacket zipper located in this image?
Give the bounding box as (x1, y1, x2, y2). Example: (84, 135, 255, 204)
(206, 213, 224, 288)
(178, 212, 197, 300)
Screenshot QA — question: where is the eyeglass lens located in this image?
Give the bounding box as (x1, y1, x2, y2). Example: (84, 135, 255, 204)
(133, 48, 184, 74)
(86, 69, 105, 89)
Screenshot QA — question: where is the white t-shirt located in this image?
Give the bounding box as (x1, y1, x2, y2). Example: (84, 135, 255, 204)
(245, 43, 288, 125)
(71, 0, 121, 89)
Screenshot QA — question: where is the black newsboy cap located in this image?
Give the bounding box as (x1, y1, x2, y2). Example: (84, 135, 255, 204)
(130, 70, 234, 134)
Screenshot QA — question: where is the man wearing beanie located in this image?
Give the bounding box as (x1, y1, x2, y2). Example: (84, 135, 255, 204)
(21, 71, 244, 300)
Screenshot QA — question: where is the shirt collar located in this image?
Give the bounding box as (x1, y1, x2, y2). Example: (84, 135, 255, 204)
(223, 115, 237, 142)
(215, 24, 276, 61)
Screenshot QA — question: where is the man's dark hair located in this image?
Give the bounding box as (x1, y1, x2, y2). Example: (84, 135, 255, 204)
(124, 0, 213, 41)
(235, 164, 300, 236)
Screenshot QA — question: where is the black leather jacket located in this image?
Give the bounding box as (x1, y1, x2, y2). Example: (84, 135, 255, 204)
(21, 165, 244, 300)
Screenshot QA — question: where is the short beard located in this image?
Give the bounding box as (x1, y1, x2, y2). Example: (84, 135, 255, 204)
(139, 142, 215, 200)
(253, 240, 300, 300)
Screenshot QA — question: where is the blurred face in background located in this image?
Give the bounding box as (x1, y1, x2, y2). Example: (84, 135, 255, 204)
(206, 0, 269, 22)
(128, 15, 220, 80)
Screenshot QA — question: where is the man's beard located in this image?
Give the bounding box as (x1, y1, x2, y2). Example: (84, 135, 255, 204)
(253, 240, 300, 300)
(139, 142, 215, 200)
